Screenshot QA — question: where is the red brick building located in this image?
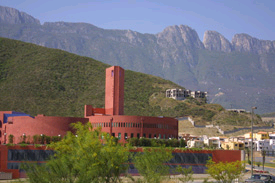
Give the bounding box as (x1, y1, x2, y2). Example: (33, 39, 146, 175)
(0, 66, 178, 144)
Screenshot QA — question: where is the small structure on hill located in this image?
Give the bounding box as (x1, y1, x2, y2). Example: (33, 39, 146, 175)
(166, 88, 207, 100)
(226, 109, 246, 113)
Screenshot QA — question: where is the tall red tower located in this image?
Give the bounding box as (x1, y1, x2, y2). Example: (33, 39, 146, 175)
(105, 66, 124, 115)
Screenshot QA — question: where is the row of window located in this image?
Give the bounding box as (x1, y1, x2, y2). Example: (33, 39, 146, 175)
(8, 150, 54, 161)
(7, 150, 210, 164)
(8, 153, 212, 175)
(92, 122, 176, 130)
(111, 132, 176, 140)
(93, 122, 142, 128)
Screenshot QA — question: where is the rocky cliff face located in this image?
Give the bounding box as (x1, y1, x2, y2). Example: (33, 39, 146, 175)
(203, 30, 232, 52)
(155, 25, 204, 69)
(157, 25, 204, 49)
(232, 33, 275, 54)
(0, 6, 40, 24)
(203, 31, 275, 55)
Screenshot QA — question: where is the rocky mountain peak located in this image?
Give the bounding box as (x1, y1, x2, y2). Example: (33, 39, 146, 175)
(232, 33, 275, 54)
(203, 30, 232, 52)
(156, 25, 204, 49)
(123, 29, 144, 45)
(0, 6, 40, 25)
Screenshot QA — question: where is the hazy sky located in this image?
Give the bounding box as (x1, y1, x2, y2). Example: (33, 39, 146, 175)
(1, 0, 275, 41)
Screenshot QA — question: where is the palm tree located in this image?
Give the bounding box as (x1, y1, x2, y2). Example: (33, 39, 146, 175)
(262, 150, 266, 170)
(245, 147, 250, 163)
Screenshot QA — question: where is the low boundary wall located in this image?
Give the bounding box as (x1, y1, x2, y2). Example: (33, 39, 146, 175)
(0, 145, 241, 179)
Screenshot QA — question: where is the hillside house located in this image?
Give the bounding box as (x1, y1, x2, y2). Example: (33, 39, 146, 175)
(255, 139, 270, 151)
(187, 139, 204, 148)
(255, 131, 269, 141)
(203, 137, 221, 148)
(190, 91, 208, 98)
(221, 141, 245, 150)
(166, 89, 207, 100)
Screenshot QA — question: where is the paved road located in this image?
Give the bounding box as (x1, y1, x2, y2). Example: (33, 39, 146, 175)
(246, 164, 275, 175)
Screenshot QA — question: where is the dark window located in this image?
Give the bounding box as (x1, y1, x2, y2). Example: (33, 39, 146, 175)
(143, 133, 146, 138)
(149, 134, 151, 138)
(137, 133, 140, 138)
(8, 150, 54, 161)
(131, 133, 134, 138)
(170, 153, 212, 164)
(124, 133, 128, 139)
(112, 133, 115, 137)
(118, 133, 121, 140)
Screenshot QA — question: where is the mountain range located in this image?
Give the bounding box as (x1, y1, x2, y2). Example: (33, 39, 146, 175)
(1, 6, 275, 114)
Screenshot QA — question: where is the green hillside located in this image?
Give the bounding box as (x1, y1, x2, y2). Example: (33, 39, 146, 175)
(0, 37, 264, 126)
(0, 37, 182, 117)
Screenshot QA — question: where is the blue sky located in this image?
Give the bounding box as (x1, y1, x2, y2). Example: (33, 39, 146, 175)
(1, 0, 275, 41)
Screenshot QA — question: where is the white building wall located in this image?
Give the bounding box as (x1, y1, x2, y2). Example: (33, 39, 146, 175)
(255, 140, 270, 151)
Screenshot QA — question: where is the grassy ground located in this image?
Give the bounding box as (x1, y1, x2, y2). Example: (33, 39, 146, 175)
(254, 163, 275, 168)
(178, 120, 221, 136)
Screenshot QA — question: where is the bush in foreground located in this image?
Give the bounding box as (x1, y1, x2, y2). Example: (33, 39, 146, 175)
(22, 122, 131, 183)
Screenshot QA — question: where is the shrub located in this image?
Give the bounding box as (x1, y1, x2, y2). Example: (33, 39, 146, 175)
(8, 134, 14, 144)
(206, 158, 245, 183)
(176, 166, 194, 183)
(51, 136, 60, 143)
(33, 135, 39, 144)
(133, 147, 173, 183)
(23, 122, 131, 183)
(45, 136, 51, 144)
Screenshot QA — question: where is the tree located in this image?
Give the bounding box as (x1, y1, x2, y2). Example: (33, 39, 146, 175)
(23, 122, 131, 183)
(176, 166, 194, 183)
(226, 145, 230, 150)
(133, 146, 173, 183)
(262, 150, 266, 170)
(245, 148, 250, 163)
(206, 159, 245, 183)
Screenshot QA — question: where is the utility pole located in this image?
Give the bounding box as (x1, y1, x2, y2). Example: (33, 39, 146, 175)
(251, 106, 257, 177)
